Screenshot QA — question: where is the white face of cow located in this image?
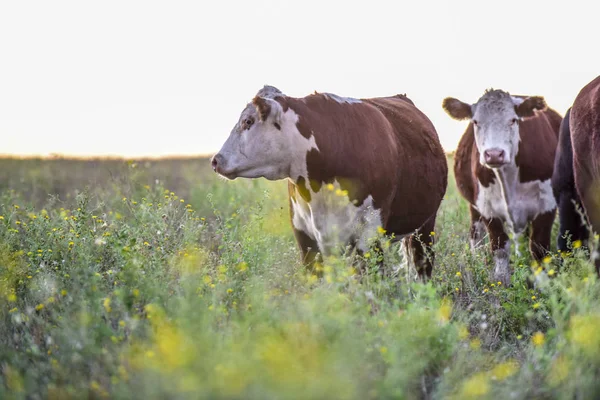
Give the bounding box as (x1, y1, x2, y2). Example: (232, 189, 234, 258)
(442, 90, 547, 169)
(212, 86, 316, 181)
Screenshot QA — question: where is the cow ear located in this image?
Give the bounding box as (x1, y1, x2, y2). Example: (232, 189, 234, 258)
(515, 96, 547, 118)
(252, 96, 283, 124)
(442, 97, 473, 120)
(252, 96, 271, 121)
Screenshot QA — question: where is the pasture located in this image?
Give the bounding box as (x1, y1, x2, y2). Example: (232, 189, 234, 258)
(0, 156, 599, 399)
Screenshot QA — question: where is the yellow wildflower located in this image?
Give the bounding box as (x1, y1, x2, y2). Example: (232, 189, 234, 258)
(35, 304, 45, 311)
(573, 240, 582, 249)
(7, 293, 17, 302)
(491, 360, 518, 381)
(377, 226, 386, 235)
(326, 183, 335, 191)
(438, 299, 452, 323)
(548, 269, 555, 277)
(533, 303, 540, 309)
(532, 331, 545, 347)
(570, 315, 600, 354)
(456, 271, 461, 277)
(460, 372, 489, 398)
(543, 255, 552, 264)
(103, 297, 112, 313)
(548, 355, 570, 386)
(458, 325, 469, 340)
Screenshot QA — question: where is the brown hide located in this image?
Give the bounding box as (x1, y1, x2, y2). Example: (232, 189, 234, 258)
(571, 76, 600, 234)
(278, 93, 448, 238)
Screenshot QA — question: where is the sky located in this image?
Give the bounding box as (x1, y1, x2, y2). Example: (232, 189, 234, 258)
(0, 0, 599, 158)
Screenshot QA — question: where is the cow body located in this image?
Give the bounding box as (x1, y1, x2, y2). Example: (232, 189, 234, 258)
(569, 75, 600, 269)
(213, 86, 448, 277)
(443, 90, 560, 285)
(551, 108, 589, 252)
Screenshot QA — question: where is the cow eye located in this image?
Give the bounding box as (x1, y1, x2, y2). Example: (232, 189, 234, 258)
(242, 117, 254, 130)
(472, 120, 478, 126)
(510, 118, 518, 125)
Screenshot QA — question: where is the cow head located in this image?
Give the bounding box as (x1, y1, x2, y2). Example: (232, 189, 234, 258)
(212, 85, 308, 181)
(443, 90, 547, 169)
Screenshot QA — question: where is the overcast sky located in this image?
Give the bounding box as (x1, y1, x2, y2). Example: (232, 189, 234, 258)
(0, 0, 598, 157)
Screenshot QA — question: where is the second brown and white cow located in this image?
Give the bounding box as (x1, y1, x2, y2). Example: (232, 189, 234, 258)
(443, 89, 561, 285)
(212, 85, 448, 277)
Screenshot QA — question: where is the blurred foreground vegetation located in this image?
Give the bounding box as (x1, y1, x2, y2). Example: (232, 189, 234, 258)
(1, 156, 600, 399)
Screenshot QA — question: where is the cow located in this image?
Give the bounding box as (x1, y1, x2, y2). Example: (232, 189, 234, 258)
(568, 75, 600, 271)
(551, 107, 589, 253)
(211, 85, 448, 278)
(443, 89, 561, 285)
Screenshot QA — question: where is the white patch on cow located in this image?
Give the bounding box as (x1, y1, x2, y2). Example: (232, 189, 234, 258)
(285, 110, 319, 182)
(511, 96, 525, 106)
(322, 93, 362, 104)
(475, 165, 556, 235)
(396, 240, 419, 283)
(290, 180, 382, 257)
(513, 232, 523, 257)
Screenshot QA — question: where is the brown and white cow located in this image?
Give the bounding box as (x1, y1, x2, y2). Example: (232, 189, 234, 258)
(567, 75, 600, 271)
(443, 89, 561, 285)
(212, 85, 448, 277)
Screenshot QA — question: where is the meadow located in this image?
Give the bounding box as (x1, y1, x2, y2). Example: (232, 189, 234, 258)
(1, 155, 600, 399)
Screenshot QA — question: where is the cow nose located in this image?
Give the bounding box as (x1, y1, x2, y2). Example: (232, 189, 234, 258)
(484, 148, 505, 166)
(211, 154, 223, 172)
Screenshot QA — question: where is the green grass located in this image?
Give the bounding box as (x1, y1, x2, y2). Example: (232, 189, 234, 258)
(1, 156, 600, 399)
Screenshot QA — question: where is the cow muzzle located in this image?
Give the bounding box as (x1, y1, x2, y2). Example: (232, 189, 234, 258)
(483, 148, 507, 168)
(210, 153, 239, 179)
(211, 153, 223, 172)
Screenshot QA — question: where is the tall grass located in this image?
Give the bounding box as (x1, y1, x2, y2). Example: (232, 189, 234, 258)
(1, 156, 600, 399)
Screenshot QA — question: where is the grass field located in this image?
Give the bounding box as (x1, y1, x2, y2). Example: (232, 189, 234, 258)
(1, 156, 600, 399)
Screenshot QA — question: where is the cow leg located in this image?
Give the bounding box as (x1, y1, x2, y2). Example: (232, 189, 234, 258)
(292, 227, 322, 273)
(529, 210, 556, 262)
(557, 191, 589, 252)
(484, 217, 511, 286)
(406, 217, 436, 280)
(579, 186, 600, 274)
(469, 206, 486, 251)
(575, 159, 600, 273)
